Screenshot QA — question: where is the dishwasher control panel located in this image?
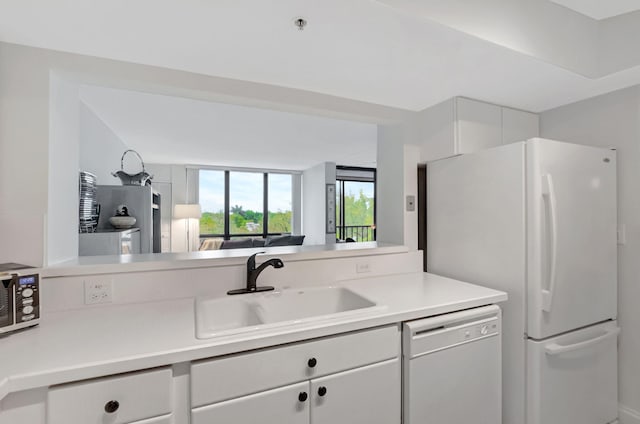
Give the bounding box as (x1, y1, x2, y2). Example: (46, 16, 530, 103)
(403, 305, 501, 358)
(462, 320, 499, 340)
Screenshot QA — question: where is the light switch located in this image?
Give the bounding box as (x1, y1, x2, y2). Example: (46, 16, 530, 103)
(617, 224, 626, 245)
(406, 195, 416, 212)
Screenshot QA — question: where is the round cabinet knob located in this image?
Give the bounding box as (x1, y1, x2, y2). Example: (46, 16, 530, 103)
(318, 386, 327, 397)
(307, 358, 317, 368)
(298, 392, 308, 402)
(104, 400, 120, 414)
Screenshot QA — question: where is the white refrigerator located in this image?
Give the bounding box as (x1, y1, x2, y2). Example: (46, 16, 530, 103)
(427, 138, 619, 424)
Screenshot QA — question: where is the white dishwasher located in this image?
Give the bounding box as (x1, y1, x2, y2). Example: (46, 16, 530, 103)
(402, 304, 502, 424)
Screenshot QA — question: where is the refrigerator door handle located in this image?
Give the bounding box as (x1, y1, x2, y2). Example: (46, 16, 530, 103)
(541, 174, 558, 312)
(544, 327, 620, 356)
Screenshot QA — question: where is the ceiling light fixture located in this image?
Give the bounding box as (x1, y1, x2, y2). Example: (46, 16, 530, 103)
(293, 17, 307, 31)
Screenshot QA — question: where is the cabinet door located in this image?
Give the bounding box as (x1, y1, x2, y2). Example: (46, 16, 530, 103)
(502, 107, 539, 144)
(191, 381, 310, 424)
(456, 97, 502, 154)
(310, 359, 400, 424)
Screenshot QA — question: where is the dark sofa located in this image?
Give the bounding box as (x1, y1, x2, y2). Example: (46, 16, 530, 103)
(218, 235, 305, 249)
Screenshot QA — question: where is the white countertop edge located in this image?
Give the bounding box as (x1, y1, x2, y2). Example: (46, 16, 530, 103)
(42, 243, 408, 278)
(0, 288, 506, 399)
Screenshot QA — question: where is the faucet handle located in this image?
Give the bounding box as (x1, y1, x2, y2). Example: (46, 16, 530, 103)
(249, 251, 266, 259)
(247, 251, 266, 268)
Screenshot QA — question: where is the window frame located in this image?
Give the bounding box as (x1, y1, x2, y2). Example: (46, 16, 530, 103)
(335, 165, 377, 242)
(199, 168, 295, 240)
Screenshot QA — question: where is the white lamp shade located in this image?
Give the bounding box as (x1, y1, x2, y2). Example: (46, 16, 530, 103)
(174, 204, 202, 219)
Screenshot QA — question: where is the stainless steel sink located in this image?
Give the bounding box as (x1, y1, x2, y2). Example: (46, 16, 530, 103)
(195, 286, 382, 339)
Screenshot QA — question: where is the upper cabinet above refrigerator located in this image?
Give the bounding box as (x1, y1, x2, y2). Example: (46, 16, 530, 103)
(419, 97, 539, 162)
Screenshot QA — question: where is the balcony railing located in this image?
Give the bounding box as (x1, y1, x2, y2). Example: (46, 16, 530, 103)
(337, 225, 375, 242)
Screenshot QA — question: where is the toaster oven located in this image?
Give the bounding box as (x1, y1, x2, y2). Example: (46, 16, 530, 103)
(0, 263, 40, 335)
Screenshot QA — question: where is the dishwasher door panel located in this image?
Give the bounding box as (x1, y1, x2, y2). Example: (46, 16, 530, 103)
(404, 334, 501, 424)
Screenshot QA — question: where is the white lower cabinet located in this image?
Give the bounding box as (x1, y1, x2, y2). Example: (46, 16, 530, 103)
(191, 325, 401, 424)
(192, 382, 310, 424)
(310, 359, 400, 424)
(192, 359, 400, 424)
(47, 368, 172, 424)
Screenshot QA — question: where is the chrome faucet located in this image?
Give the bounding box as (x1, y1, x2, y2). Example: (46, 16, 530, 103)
(227, 252, 284, 295)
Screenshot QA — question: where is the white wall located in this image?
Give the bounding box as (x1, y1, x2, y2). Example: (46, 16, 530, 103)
(376, 124, 420, 250)
(0, 41, 408, 267)
(540, 86, 640, 423)
(78, 101, 128, 185)
(376, 125, 406, 246)
(0, 43, 50, 266)
(403, 145, 419, 251)
(47, 75, 81, 265)
(302, 162, 336, 245)
(598, 11, 640, 76)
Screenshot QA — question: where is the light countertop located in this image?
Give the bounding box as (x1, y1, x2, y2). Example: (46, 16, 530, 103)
(43, 242, 408, 277)
(0, 272, 506, 401)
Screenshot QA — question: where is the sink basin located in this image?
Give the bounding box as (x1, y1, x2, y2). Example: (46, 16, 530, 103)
(195, 286, 383, 339)
(195, 297, 263, 338)
(256, 287, 377, 323)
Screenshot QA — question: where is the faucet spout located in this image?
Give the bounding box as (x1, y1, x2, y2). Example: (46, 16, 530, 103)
(227, 252, 283, 295)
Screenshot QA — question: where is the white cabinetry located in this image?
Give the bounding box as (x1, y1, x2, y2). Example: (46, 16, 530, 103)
(47, 368, 172, 424)
(310, 359, 399, 424)
(502, 107, 539, 145)
(191, 325, 401, 424)
(420, 97, 539, 162)
(192, 382, 310, 424)
(456, 97, 502, 153)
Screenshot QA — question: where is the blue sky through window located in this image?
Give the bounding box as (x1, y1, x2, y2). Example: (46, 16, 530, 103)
(199, 170, 292, 213)
(343, 181, 374, 198)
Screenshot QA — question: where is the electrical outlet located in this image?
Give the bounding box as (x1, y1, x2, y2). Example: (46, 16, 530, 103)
(356, 262, 371, 273)
(84, 279, 113, 305)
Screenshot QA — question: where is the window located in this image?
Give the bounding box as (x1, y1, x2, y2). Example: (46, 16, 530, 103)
(336, 166, 376, 242)
(199, 169, 293, 239)
(268, 174, 293, 234)
(229, 172, 264, 235)
(199, 170, 225, 235)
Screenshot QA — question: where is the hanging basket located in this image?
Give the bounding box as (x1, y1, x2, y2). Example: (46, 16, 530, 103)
(111, 150, 154, 186)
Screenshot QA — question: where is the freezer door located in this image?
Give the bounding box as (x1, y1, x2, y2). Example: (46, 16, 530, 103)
(526, 139, 617, 339)
(526, 321, 619, 424)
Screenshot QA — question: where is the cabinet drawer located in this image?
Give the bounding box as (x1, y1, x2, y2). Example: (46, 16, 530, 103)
(191, 325, 399, 407)
(48, 368, 172, 424)
(192, 381, 309, 424)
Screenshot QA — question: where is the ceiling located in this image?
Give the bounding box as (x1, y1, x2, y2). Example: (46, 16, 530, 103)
(548, 0, 640, 19)
(1, 0, 640, 113)
(79, 86, 378, 171)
